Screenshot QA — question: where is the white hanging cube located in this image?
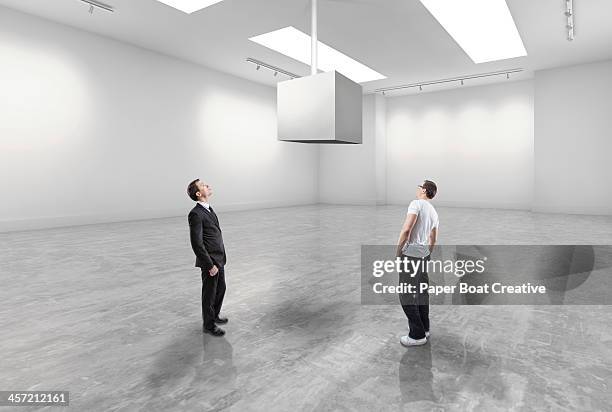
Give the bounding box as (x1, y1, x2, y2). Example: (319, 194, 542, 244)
(277, 71, 363, 144)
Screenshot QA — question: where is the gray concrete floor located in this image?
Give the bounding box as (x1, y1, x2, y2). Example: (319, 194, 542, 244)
(1, 205, 612, 411)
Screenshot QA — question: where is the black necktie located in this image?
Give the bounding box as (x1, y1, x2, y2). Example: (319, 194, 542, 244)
(208, 206, 219, 224)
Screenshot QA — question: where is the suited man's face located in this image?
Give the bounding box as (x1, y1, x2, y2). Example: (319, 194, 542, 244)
(196, 181, 212, 199)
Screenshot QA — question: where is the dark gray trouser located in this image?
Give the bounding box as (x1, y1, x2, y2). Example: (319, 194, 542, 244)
(201, 266, 226, 330)
(399, 255, 430, 340)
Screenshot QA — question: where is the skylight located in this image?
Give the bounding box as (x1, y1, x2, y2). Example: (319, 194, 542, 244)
(154, 0, 224, 14)
(419, 0, 527, 63)
(249, 26, 386, 83)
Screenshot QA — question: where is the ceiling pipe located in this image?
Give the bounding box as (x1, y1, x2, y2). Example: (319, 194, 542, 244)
(311, 0, 318, 75)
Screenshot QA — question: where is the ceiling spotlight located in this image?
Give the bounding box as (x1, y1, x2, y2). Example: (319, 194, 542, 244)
(382, 91, 386, 96)
(274, 71, 278, 77)
(460, 79, 464, 85)
(89, 5, 94, 13)
(506, 73, 510, 79)
(256, 65, 260, 70)
(419, 85, 423, 91)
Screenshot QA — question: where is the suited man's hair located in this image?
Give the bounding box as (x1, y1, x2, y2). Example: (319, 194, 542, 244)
(422, 180, 437, 199)
(187, 179, 200, 201)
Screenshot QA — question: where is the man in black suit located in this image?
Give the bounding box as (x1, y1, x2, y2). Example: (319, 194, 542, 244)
(187, 179, 228, 337)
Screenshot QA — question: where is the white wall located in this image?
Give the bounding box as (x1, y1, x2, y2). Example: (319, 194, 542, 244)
(534, 60, 612, 215)
(374, 94, 387, 205)
(385, 80, 534, 209)
(0, 7, 318, 232)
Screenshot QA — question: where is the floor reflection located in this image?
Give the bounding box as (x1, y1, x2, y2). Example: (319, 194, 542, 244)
(197, 333, 237, 385)
(398, 342, 435, 408)
(144, 329, 237, 409)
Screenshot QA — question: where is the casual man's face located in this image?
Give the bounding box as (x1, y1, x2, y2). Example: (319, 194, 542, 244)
(196, 181, 212, 199)
(416, 184, 425, 198)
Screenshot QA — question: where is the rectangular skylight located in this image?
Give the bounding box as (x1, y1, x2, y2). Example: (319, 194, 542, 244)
(249, 26, 386, 83)
(154, 0, 224, 14)
(419, 0, 527, 63)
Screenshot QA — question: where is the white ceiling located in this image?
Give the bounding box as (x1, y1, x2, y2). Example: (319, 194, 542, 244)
(1, 0, 611, 95)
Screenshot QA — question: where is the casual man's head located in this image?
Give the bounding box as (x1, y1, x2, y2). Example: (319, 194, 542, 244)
(416, 180, 437, 200)
(187, 179, 212, 202)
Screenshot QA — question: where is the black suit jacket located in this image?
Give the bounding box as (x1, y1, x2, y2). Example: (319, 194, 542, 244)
(188, 203, 226, 271)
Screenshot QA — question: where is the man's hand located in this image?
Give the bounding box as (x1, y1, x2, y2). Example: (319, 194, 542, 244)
(209, 265, 219, 277)
(396, 213, 417, 257)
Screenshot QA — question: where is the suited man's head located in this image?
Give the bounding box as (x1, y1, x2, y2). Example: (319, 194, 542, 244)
(187, 179, 213, 201)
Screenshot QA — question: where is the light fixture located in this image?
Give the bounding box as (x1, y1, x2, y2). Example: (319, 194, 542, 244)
(373, 68, 523, 94)
(246, 58, 299, 79)
(80, 0, 113, 13)
(275, 0, 363, 144)
(153, 0, 224, 14)
(249, 26, 386, 83)
(565, 0, 574, 41)
(419, 0, 527, 63)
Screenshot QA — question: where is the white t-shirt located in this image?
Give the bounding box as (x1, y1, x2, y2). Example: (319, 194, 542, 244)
(402, 199, 439, 258)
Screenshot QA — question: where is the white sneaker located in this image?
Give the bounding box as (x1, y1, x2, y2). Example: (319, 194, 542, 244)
(400, 335, 427, 347)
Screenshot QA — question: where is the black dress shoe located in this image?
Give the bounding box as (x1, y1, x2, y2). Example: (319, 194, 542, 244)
(214, 316, 228, 325)
(203, 325, 225, 336)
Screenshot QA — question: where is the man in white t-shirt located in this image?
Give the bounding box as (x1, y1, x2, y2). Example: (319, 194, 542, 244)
(395, 180, 439, 347)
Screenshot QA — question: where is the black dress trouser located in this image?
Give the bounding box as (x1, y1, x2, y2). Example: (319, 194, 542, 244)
(201, 265, 226, 330)
(399, 255, 430, 340)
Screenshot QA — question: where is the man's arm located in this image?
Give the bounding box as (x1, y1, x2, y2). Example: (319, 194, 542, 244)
(188, 212, 214, 271)
(429, 227, 438, 253)
(396, 213, 417, 257)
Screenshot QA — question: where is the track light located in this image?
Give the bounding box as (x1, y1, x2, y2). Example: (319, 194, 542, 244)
(565, 0, 574, 41)
(382, 91, 386, 96)
(80, 0, 114, 13)
(373, 68, 524, 94)
(246, 58, 299, 79)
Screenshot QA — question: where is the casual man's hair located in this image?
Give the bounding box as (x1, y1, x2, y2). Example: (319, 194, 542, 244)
(422, 180, 437, 199)
(187, 179, 200, 201)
